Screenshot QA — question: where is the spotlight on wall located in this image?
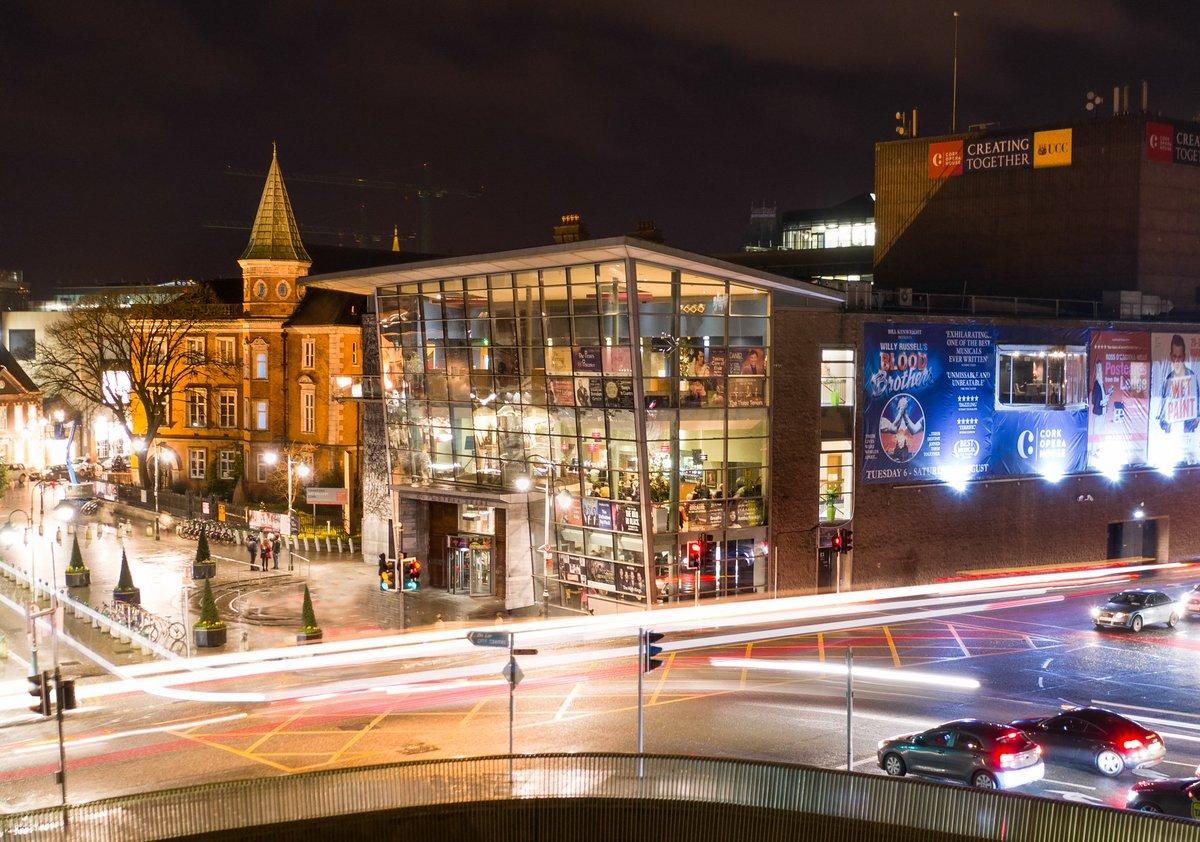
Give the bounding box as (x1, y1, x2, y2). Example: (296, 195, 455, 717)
(1132, 502, 1146, 520)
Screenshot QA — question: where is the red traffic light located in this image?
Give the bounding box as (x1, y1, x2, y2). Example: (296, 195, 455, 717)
(832, 529, 844, 551)
(688, 541, 702, 556)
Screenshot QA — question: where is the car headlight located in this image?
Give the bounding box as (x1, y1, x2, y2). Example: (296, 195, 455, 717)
(1090, 607, 1101, 618)
(1113, 612, 1127, 621)
(1126, 789, 1139, 804)
(877, 740, 888, 750)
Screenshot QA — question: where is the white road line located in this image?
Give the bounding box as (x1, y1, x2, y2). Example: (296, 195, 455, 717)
(1042, 778, 1096, 790)
(943, 622, 970, 658)
(14, 712, 248, 755)
(1090, 699, 1200, 720)
(1161, 760, 1199, 768)
(835, 756, 879, 770)
(554, 682, 583, 721)
(1158, 731, 1200, 744)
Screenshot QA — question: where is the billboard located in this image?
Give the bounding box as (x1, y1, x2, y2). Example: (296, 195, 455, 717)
(1149, 332, 1200, 468)
(863, 324, 995, 483)
(1033, 128, 1073, 168)
(963, 134, 1031, 172)
(928, 140, 964, 178)
(1087, 331, 1150, 470)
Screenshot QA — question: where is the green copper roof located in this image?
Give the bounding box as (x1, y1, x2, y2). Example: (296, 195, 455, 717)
(241, 145, 311, 262)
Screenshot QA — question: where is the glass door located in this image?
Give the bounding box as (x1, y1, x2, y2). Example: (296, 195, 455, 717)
(469, 541, 492, 595)
(447, 537, 471, 593)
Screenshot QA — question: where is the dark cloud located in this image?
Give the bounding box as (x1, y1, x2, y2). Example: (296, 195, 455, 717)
(3, 1, 1200, 288)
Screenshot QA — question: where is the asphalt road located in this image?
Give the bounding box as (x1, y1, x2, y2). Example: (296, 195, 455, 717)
(0, 565, 1197, 818)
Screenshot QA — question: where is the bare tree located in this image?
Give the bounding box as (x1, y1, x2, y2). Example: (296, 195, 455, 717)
(35, 287, 235, 486)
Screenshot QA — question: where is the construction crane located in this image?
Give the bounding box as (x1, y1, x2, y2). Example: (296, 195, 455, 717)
(203, 219, 414, 250)
(224, 161, 482, 252)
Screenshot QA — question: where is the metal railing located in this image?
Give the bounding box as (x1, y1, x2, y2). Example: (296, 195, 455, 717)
(0, 753, 1194, 842)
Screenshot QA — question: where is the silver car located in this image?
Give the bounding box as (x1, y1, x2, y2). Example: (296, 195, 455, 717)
(1092, 588, 1181, 632)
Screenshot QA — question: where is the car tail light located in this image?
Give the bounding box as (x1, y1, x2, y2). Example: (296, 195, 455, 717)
(998, 753, 1019, 768)
(1034, 745, 1042, 755)
(1123, 739, 1143, 750)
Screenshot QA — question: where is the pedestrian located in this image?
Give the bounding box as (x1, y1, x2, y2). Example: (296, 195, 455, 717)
(260, 536, 272, 572)
(55, 527, 62, 546)
(247, 534, 259, 570)
(271, 534, 282, 570)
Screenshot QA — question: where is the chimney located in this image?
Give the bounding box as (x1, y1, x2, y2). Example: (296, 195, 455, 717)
(629, 219, 664, 244)
(552, 213, 589, 244)
(1112, 85, 1120, 116)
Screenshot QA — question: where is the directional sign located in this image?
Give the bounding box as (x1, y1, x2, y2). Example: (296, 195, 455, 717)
(502, 658, 524, 689)
(467, 631, 512, 648)
(512, 648, 538, 656)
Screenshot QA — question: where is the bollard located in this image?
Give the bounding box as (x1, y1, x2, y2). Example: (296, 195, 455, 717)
(303, 537, 309, 552)
(325, 536, 332, 553)
(337, 537, 344, 553)
(348, 537, 354, 554)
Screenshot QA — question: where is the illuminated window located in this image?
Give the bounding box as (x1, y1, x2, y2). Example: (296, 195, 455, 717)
(186, 337, 205, 365)
(255, 452, 270, 482)
(997, 346, 1086, 408)
(217, 390, 236, 428)
(820, 348, 855, 407)
(186, 389, 207, 427)
(254, 350, 268, 379)
(255, 400, 268, 430)
(217, 337, 236, 364)
(819, 440, 852, 522)
(188, 447, 206, 479)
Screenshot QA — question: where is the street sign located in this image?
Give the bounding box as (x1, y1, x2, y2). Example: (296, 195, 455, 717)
(467, 631, 512, 648)
(512, 648, 538, 656)
(306, 487, 350, 505)
(502, 658, 524, 688)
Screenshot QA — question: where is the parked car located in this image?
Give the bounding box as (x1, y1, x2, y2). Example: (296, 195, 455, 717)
(1091, 588, 1181, 632)
(1126, 777, 1200, 819)
(5, 463, 27, 482)
(1010, 706, 1164, 777)
(877, 720, 1044, 790)
(1186, 585, 1200, 620)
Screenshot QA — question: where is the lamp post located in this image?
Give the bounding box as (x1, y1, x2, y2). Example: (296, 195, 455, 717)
(133, 439, 172, 540)
(515, 455, 570, 617)
(264, 450, 310, 537)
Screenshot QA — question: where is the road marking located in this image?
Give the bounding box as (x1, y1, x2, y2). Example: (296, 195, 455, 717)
(943, 622, 970, 658)
(882, 626, 902, 668)
(1022, 635, 1037, 649)
(1042, 778, 1096, 790)
(458, 698, 488, 727)
(739, 643, 753, 689)
(1089, 699, 1200, 720)
(835, 756, 879, 770)
(14, 713, 248, 754)
(649, 652, 676, 705)
(1161, 760, 1198, 768)
(325, 710, 390, 766)
(817, 633, 825, 663)
(245, 711, 306, 753)
(554, 683, 583, 721)
(1158, 731, 1200, 743)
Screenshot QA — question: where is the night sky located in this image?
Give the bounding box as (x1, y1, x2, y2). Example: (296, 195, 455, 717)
(5, 1, 1200, 290)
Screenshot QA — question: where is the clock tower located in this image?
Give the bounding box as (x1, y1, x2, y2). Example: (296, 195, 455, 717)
(237, 144, 312, 318)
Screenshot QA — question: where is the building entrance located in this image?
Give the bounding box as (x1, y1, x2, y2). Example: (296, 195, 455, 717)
(448, 536, 493, 596)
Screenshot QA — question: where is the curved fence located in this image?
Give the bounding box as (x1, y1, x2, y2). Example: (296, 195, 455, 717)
(1, 753, 1195, 841)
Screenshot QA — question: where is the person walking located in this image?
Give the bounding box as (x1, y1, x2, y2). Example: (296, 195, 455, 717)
(271, 534, 282, 570)
(247, 534, 259, 571)
(260, 535, 272, 572)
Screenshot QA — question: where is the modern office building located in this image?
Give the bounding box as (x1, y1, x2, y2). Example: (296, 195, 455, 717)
(308, 239, 840, 611)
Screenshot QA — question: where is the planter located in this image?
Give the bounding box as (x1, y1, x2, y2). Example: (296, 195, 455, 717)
(296, 628, 323, 644)
(191, 561, 217, 580)
(193, 625, 227, 648)
(825, 503, 837, 522)
(65, 569, 91, 588)
(112, 587, 141, 605)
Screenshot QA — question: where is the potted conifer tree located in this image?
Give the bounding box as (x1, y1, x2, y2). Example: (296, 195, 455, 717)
(192, 577, 227, 648)
(112, 549, 140, 605)
(191, 526, 217, 580)
(64, 534, 91, 588)
(296, 584, 323, 643)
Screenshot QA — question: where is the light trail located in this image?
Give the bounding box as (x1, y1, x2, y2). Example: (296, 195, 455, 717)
(709, 657, 981, 690)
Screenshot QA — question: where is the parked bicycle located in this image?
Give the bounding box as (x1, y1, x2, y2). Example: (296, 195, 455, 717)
(178, 519, 237, 544)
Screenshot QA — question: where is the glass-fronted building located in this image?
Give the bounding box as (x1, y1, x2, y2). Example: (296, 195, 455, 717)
(311, 239, 840, 612)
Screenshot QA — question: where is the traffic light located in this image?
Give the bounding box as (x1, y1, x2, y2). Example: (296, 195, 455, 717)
(686, 541, 702, 569)
(642, 630, 665, 673)
(841, 529, 853, 552)
(831, 529, 845, 552)
(405, 558, 421, 591)
(28, 671, 50, 717)
(55, 676, 77, 712)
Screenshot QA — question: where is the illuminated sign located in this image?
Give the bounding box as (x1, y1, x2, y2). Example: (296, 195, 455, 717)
(1033, 128, 1072, 168)
(1175, 127, 1200, 166)
(1146, 121, 1174, 162)
(964, 134, 1031, 172)
(928, 140, 964, 178)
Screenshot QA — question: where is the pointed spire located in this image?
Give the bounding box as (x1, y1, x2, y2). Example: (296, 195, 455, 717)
(391, 225, 401, 252)
(241, 145, 311, 262)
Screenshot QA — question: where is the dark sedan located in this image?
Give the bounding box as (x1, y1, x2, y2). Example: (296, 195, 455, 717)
(1127, 777, 1200, 820)
(1011, 706, 1164, 777)
(877, 720, 1044, 790)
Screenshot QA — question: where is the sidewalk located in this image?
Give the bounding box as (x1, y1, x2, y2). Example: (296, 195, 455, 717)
(0, 488, 507, 657)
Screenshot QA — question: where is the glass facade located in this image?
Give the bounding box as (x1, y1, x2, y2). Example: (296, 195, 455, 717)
(376, 258, 771, 608)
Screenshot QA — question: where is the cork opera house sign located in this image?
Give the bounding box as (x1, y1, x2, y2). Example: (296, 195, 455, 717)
(928, 128, 1073, 178)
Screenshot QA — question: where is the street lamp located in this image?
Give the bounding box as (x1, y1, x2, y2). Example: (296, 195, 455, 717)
(514, 454, 564, 617)
(1133, 501, 1146, 520)
(133, 438, 172, 540)
(265, 450, 310, 536)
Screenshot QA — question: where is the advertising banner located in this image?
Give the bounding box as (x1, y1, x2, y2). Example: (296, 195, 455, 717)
(585, 558, 616, 592)
(1149, 332, 1200, 467)
(963, 134, 1031, 172)
(1146, 122, 1174, 163)
(863, 323, 995, 483)
(1087, 331, 1151, 470)
(991, 408, 1088, 476)
(928, 140, 964, 178)
(1033, 128, 1072, 168)
(614, 562, 647, 597)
